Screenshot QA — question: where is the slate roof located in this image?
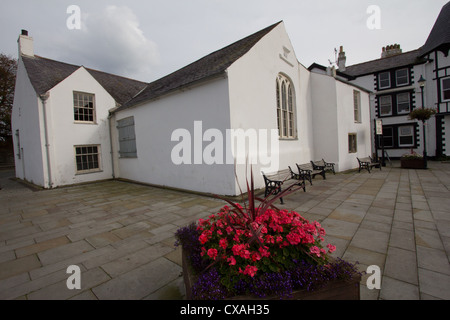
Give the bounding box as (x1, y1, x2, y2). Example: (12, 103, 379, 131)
(419, 1, 450, 57)
(342, 49, 426, 78)
(21, 55, 147, 106)
(115, 21, 282, 112)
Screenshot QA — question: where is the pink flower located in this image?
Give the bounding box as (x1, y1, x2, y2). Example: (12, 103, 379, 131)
(240, 265, 258, 277)
(207, 248, 218, 260)
(310, 246, 321, 257)
(227, 256, 236, 266)
(327, 243, 336, 253)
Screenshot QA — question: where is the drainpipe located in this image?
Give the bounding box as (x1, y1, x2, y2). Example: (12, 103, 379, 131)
(107, 110, 116, 179)
(40, 92, 53, 188)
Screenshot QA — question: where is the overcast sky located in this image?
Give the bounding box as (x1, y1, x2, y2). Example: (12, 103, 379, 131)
(0, 0, 448, 82)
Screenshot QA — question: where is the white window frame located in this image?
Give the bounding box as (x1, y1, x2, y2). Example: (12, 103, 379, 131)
(74, 145, 102, 174)
(398, 126, 415, 147)
(379, 72, 391, 89)
(379, 95, 393, 116)
(276, 74, 296, 139)
(395, 68, 409, 87)
(73, 91, 96, 123)
(396, 92, 411, 114)
(441, 77, 450, 102)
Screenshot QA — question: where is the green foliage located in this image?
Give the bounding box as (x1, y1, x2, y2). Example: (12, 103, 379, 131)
(0, 54, 17, 142)
(408, 108, 437, 122)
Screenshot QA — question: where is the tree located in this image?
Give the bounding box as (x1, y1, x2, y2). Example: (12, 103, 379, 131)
(0, 54, 17, 143)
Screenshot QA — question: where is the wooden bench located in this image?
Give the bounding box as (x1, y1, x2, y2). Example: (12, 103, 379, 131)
(296, 163, 326, 186)
(357, 157, 381, 173)
(261, 168, 306, 204)
(311, 159, 336, 175)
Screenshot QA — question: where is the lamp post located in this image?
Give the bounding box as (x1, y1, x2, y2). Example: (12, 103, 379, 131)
(418, 76, 427, 169)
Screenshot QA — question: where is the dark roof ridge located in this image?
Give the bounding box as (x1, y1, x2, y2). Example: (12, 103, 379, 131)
(346, 48, 421, 70)
(115, 21, 283, 112)
(342, 48, 426, 77)
(21, 54, 147, 105)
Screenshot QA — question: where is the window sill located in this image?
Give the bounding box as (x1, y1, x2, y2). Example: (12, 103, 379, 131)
(376, 85, 414, 94)
(74, 121, 98, 125)
(75, 169, 103, 176)
(279, 137, 298, 141)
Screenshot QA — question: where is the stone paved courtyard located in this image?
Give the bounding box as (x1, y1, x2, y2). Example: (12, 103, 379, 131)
(0, 161, 449, 300)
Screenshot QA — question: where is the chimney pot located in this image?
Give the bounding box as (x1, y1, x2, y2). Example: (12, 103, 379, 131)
(337, 46, 346, 71)
(18, 30, 34, 57)
(381, 43, 402, 58)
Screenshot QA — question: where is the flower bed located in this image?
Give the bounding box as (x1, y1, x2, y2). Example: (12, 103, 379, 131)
(178, 224, 361, 300)
(401, 152, 425, 169)
(175, 173, 361, 300)
(175, 171, 361, 300)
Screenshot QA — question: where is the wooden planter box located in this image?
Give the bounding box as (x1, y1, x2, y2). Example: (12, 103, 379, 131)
(401, 158, 425, 169)
(182, 249, 361, 300)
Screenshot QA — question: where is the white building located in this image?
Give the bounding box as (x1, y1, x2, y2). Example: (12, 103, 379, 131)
(12, 21, 372, 196)
(12, 30, 147, 189)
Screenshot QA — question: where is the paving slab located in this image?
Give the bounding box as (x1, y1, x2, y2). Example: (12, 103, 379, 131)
(1, 161, 450, 300)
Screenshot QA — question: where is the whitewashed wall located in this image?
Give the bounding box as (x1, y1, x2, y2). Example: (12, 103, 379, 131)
(113, 77, 237, 196)
(42, 67, 115, 187)
(227, 22, 314, 191)
(310, 72, 372, 172)
(11, 57, 46, 187)
(335, 80, 372, 171)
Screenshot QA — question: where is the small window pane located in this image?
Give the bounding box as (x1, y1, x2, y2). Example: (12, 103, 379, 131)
(73, 92, 95, 122)
(276, 75, 296, 139)
(382, 127, 394, 147)
(442, 78, 450, 101)
(379, 96, 392, 116)
(379, 72, 391, 89)
(348, 134, 357, 153)
(398, 126, 414, 147)
(75, 145, 100, 173)
(397, 93, 411, 114)
(396, 69, 409, 86)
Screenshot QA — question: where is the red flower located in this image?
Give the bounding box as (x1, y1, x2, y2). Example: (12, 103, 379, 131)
(240, 265, 258, 277)
(207, 248, 218, 260)
(227, 256, 236, 266)
(219, 238, 228, 250)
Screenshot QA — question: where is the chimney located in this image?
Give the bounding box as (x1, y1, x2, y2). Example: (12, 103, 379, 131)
(337, 46, 346, 71)
(18, 29, 34, 57)
(381, 44, 402, 58)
